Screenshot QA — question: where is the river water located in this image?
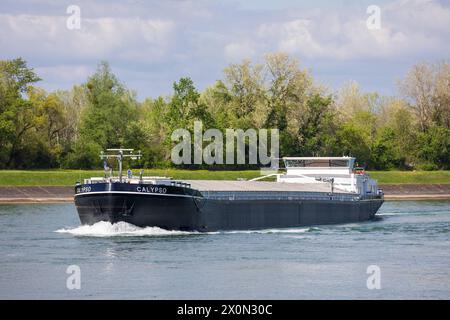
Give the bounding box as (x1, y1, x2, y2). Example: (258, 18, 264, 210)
(0, 201, 449, 299)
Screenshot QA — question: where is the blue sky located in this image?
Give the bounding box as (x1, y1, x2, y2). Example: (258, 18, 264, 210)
(0, 0, 449, 100)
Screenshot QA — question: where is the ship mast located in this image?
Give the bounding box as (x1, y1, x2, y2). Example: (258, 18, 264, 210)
(100, 148, 142, 182)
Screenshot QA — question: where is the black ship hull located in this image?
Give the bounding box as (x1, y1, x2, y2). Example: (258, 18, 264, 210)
(74, 183, 384, 232)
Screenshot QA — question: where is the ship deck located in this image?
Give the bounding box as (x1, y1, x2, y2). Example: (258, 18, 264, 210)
(184, 180, 362, 201)
(185, 180, 343, 192)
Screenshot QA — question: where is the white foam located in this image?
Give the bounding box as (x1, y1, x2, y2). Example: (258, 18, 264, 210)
(56, 221, 195, 237)
(56, 222, 316, 237)
(216, 227, 313, 234)
(284, 235, 308, 239)
(377, 212, 423, 216)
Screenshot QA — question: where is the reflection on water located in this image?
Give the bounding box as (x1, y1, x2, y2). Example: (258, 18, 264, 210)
(0, 201, 449, 299)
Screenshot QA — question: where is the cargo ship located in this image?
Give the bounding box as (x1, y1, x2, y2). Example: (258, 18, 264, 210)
(74, 149, 384, 231)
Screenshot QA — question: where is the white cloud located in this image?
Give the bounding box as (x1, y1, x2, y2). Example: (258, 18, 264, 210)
(224, 41, 256, 61)
(259, 19, 323, 58)
(35, 65, 93, 83)
(0, 14, 175, 61)
(0, 0, 448, 99)
(253, 0, 450, 60)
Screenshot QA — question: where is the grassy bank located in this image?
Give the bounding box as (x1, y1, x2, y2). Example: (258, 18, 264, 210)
(0, 169, 449, 186)
(368, 171, 450, 184)
(0, 169, 262, 186)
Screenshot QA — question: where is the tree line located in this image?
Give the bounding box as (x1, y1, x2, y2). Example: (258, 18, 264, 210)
(0, 54, 449, 170)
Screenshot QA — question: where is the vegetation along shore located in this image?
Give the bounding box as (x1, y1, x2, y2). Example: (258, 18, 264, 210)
(1, 55, 449, 171)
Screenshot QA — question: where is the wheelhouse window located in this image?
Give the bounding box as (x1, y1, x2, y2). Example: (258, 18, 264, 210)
(284, 159, 350, 168)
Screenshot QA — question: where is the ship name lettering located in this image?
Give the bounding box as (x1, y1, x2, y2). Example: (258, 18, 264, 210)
(136, 186, 167, 194)
(78, 186, 91, 193)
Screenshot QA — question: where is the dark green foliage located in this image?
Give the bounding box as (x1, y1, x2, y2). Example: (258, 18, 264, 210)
(416, 125, 450, 170)
(0, 58, 41, 168)
(79, 62, 138, 147)
(64, 141, 102, 169)
(0, 57, 448, 170)
(166, 77, 214, 132)
(335, 123, 371, 167)
(371, 127, 404, 170)
(295, 94, 337, 156)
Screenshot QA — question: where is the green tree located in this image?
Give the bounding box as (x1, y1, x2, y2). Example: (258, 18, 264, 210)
(110, 95, 172, 168)
(221, 60, 265, 129)
(336, 123, 371, 167)
(294, 94, 337, 156)
(371, 127, 405, 170)
(400, 62, 450, 131)
(416, 125, 450, 169)
(164, 77, 214, 167)
(264, 53, 313, 132)
(27, 87, 67, 167)
(166, 77, 213, 131)
(0, 58, 41, 168)
(70, 62, 139, 168)
(55, 85, 88, 160)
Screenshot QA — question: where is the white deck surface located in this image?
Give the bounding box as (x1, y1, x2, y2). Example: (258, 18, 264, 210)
(185, 180, 347, 193)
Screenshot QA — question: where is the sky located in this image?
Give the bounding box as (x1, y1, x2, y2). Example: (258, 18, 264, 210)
(0, 0, 449, 100)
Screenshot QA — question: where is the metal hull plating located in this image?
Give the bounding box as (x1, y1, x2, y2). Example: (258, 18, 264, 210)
(74, 183, 383, 232)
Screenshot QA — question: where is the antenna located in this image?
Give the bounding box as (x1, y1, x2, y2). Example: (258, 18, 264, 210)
(100, 148, 142, 182)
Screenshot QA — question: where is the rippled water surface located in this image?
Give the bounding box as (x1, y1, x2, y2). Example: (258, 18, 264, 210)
(0, 201, 449, 299)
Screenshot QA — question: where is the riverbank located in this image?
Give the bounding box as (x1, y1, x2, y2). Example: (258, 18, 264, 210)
(1, 184, 450, 203)
(0, 186, 72, 203)
(380, 184, 450, 200)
